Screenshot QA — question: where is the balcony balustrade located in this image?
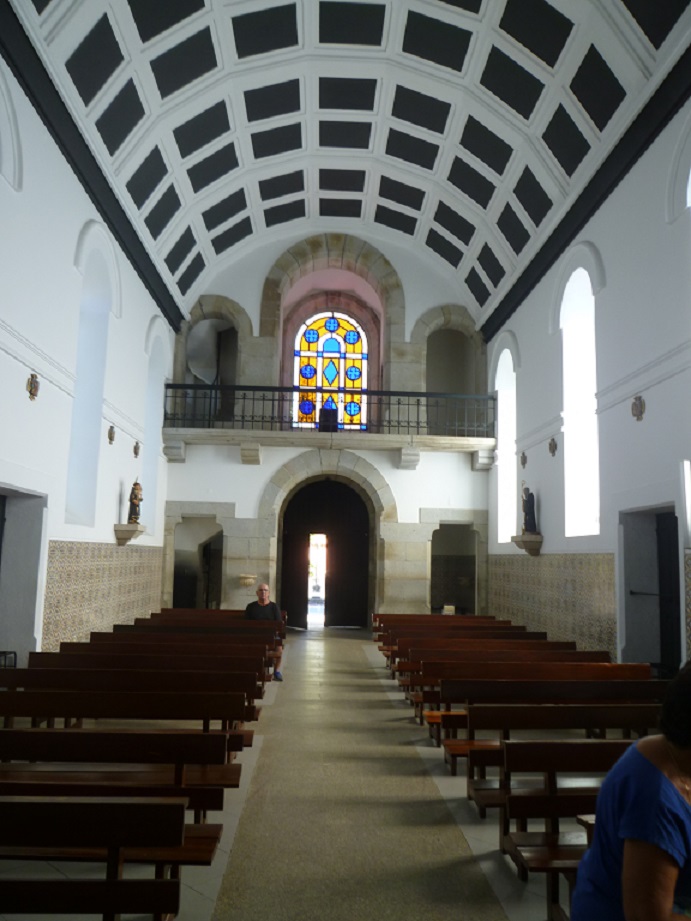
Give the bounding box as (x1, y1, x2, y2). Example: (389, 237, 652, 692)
(164, 384, 496, 439)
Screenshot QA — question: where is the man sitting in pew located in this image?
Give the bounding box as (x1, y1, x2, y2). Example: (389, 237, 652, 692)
(246, 583, 284, 681)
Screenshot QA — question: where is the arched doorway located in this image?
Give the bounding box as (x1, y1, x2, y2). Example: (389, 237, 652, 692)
(279, 479, 370, 630)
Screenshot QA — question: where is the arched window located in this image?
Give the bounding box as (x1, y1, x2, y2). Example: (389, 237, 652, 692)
(293, 312, 368, 429)
(561, 268, 600, 536)
(495, 349, 517, 543)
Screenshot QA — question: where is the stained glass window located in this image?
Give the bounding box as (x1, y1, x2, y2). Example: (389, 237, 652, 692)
(293, 312, 368, 429)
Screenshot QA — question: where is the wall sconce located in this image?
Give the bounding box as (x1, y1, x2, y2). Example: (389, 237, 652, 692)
(26, 373, 40, 400)
(548, 437, 558, 457)
(631, 395, 645, 421)
(133, 441, 141, 458)
(520, 451, 527, 468)
(107, 425, 115, 444)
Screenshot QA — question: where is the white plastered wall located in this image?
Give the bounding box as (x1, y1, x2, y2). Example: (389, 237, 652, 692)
(0, 59, 174, 655)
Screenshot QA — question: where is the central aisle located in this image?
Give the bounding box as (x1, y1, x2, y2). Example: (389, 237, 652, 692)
(212, 628, 508, 921)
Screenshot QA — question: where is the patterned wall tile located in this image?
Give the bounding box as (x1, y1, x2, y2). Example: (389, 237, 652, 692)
(488, 553, 617, 659)
(42, 541, 164, 650)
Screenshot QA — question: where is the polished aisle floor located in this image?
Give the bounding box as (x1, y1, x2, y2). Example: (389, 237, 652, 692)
(210, 628, 534, 921)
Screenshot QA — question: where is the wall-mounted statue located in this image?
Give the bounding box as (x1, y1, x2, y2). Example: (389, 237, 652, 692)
(522, 481, 538, 534)
(128, 480, 143, 524)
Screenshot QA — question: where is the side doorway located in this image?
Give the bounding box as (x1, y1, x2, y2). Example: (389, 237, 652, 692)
(279, 479, 370, 629)
(620, 507, 682, 677)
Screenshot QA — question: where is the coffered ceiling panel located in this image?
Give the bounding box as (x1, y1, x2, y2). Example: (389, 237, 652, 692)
(2, 0, 690, 336)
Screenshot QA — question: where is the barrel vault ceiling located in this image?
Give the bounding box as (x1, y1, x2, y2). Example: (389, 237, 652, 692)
(2, 0, 691, 337)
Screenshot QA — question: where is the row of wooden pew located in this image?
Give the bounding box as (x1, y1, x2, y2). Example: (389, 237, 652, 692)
(0, 607, 284, 920)
(372, 612, 666, 921)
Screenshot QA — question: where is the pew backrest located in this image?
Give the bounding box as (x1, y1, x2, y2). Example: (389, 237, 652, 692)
(439, 678, 669, 706)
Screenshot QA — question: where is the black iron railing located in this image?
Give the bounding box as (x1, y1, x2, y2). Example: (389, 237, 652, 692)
(164, 384, 496, 439)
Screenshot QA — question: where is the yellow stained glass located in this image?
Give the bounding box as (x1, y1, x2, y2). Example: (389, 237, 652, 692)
(293, 312, 368, 429)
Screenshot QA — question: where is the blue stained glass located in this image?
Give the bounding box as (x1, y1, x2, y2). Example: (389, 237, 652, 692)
(324, 396, 337, 410)
(323, 338, 340, 352)
(304, 329, 319, 343)
(344, 330, 360, 344)
(299, 400, 315, 415)
(323, 360, 338, 385)
(325, 317, 339, 332)
(345, 401, 360, 416)
(346, 366, 361, 381)
(301, 364, 316, 379)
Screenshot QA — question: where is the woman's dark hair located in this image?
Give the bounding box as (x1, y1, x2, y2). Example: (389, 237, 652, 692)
(659, 662, 691, 747)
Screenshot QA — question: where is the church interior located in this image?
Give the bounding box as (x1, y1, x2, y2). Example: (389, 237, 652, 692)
(0, 0, 691, 916)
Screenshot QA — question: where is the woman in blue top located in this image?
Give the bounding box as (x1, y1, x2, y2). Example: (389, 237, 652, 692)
(571, 663, 691, 920)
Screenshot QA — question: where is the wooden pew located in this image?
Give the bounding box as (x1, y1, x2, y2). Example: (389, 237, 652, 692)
(0, 795, 185, 920)
(0, 688, 247, 735)
(437, 677, 666, 711)
(372, 614, 506, 640)
(456, 702, 659, 843)
(151, 608, 287, 637)
(411, 648, 611, 744)
(400, 646, 610, 697)
(1, 667, 262, 721)
(0, 727, 233, 824)
(394, 635, 579, 671)
(123, 619, 282, 637)
(435, 677, 666, 773)
(502, 739, 633, 921)
(381, 626, 547, 670)
(1, 667, 260, 750)
(77, 632, 283, 676)
(62, 633, 278, 671)
(413, 661, 651, 724)
(34, 648, 272, 686)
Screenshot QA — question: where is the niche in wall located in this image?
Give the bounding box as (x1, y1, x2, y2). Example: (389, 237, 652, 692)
(172, 517, 223, 609)
(431, 523, 476, 614)
(426, 330, 476, 436)
(187, 320, 238, 421)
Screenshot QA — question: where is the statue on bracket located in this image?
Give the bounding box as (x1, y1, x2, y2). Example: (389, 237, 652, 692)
(128, 480, 143, 524)
(521, 481, 538, 535)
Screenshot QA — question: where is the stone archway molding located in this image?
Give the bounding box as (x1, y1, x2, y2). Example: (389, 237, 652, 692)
(259, 234, 406, 389)
(257, 449, 398, 529)
(173, 294, 254, 383)
(161, 501, 237, 608)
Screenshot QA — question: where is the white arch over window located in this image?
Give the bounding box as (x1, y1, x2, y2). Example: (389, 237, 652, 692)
(142, 316, 172, 538)
(494, 344, 518, 543)
(65, 223, 120, 525)
(665, 109, 691, 223)
(0, 68, 22, 191)
(560, 267, 600, 537)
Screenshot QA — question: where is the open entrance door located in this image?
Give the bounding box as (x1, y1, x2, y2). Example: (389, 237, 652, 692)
(279, 480, 369, 629)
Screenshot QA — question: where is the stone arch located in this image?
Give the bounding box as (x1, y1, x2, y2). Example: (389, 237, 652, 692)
(173, 294, 254, 383)
(259, 449, 398, 620)
(409, 303, 477, 343)
(410, 303, 486, 394)
(259, 234, 405, 389)
(257, 449, 398, 530)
